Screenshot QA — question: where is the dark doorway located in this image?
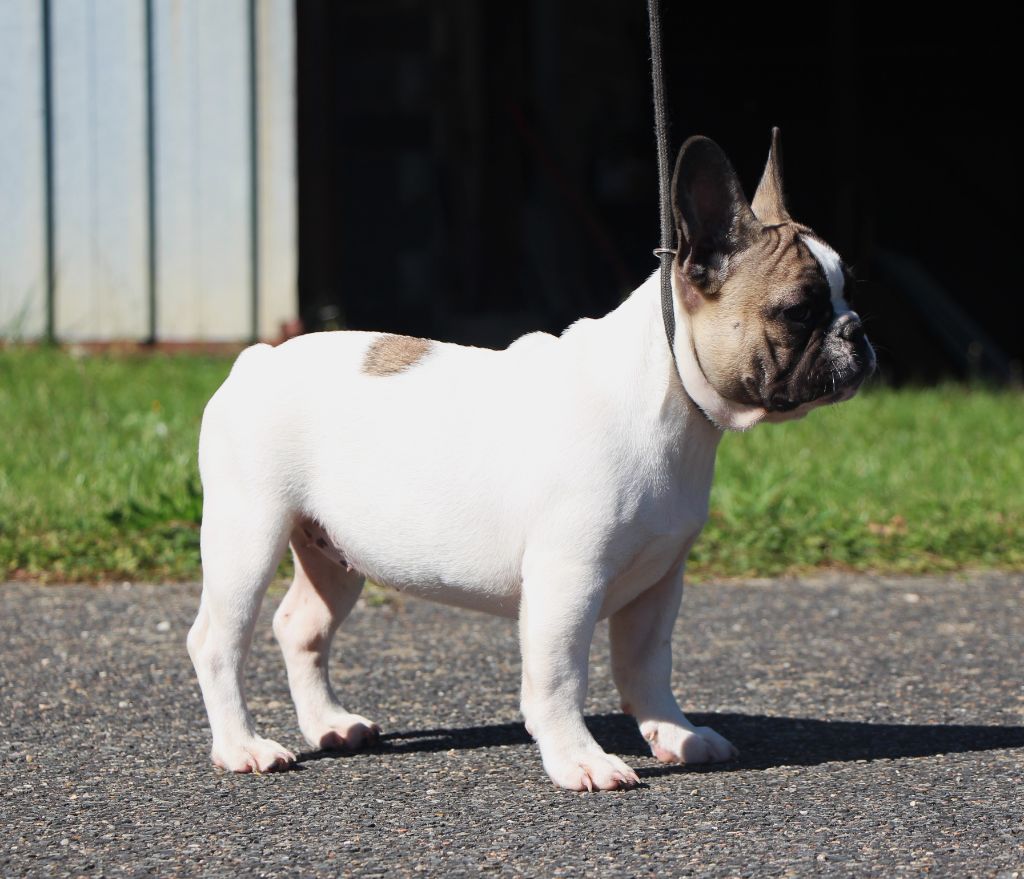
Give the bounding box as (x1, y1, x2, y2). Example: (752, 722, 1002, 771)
(296, 0, 1019, 381)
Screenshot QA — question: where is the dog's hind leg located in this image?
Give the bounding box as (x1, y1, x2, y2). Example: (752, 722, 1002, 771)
(272, 527, 380, 751)
(188, 496, 296, 773)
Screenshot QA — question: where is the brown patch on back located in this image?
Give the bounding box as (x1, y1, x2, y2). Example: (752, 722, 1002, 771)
(361, 334, 433, 376)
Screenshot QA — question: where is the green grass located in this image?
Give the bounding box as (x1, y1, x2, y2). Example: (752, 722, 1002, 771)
(699, 387, 1024, 578)
(0, 347, 232, 582)
(1, 347, 1021, 583)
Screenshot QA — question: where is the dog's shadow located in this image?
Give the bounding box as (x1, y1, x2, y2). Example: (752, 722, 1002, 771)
(298, 712, 1024, 776)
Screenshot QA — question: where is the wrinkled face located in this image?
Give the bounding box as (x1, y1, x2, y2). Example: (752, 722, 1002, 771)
(672, 131, 874, 425)
(684, 222, 875, 419)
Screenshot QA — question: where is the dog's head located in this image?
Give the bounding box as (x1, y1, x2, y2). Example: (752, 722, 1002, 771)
(670, 130, 875, 429)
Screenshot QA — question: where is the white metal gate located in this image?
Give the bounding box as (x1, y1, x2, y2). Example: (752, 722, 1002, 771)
(0, 0, 297, 343)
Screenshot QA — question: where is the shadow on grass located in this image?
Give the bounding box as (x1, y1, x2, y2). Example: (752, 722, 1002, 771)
(299, 712, 1024, 775)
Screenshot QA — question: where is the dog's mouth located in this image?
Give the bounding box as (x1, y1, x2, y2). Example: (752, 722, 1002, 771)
(764, 335, 876, 414)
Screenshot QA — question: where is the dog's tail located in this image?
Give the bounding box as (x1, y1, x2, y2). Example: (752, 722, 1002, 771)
(199, 343, 275, 483)
(229, 342, 274, 377)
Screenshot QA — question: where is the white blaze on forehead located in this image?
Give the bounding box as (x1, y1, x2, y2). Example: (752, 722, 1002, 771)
(801, 235, 851, 317)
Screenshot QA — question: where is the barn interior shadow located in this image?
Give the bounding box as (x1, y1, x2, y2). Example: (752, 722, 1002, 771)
(299, 713, 1024, 774)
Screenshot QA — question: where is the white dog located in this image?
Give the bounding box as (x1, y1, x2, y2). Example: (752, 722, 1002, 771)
(188, 131, 874, 790)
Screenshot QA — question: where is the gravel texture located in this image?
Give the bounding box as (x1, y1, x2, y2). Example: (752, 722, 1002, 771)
(1, 573, 1022, 877)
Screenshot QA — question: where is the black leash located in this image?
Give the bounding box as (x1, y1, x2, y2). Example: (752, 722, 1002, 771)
(647, 0, 679, 364)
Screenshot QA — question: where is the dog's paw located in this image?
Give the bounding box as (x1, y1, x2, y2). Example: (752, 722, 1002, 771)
(212, 736, 297, 773)
(542, 748, 640, 792)
(640, 720, 737, 764)
(303, 712, 381, 751)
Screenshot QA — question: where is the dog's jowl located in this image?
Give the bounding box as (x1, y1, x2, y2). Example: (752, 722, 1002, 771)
(188, 130, 874, 790)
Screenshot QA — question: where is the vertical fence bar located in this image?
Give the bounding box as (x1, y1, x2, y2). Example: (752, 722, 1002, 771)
(247, 0, 260, 342)
(41, 0, 56, 342)
(144, 0, 157, 343)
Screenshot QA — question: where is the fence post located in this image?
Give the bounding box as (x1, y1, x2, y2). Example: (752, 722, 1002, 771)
(248, 0, 260, 343)
(41, 0, 55, 342)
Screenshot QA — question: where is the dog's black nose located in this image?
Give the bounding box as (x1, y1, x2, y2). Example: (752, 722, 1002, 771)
(834, 312, 865, 342)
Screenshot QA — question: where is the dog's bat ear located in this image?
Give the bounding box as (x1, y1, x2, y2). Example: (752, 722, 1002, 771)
(672, 136, 760, 287)
(751, 127, 791, 225)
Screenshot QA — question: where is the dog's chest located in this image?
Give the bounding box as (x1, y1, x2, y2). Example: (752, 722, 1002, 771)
(598, 538, 679, 618)
(597, 497, 708, 619)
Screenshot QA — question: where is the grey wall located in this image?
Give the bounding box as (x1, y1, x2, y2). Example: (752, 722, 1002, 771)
(0, 0, 297, 343)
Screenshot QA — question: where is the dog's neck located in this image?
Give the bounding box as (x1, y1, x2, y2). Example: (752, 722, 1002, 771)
(564, 274, 725, 473)
(584, 271, 766, 437)
(664, 272, 769, 432)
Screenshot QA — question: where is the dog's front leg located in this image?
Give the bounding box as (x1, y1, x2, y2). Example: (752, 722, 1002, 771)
(519, 563, 639, 791)
(610, 564, 737, 764)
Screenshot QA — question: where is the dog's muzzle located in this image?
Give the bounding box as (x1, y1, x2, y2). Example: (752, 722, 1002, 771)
(822, 311, 875, 399)
(769, 312, 875, 412)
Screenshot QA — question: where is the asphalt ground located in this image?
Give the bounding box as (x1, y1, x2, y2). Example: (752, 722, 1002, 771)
(1, 573, 1022, 877)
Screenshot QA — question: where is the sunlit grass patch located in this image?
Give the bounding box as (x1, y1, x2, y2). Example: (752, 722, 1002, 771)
(0, 347, 231, 582)
(695, 385, 1024, 578)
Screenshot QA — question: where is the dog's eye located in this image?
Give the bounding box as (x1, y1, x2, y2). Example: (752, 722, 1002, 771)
(783, 304, 813, 324)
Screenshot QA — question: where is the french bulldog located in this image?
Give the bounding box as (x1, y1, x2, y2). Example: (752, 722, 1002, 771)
(188, 129, 874, 790)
